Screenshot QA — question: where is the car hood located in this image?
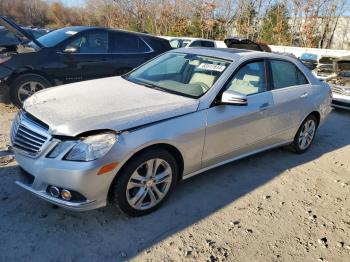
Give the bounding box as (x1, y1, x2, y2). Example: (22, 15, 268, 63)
(318, 56, 336, 64)
(23, 76, 199, 136)
(335, 56, 350, 72)
(0, 16, 43, 48)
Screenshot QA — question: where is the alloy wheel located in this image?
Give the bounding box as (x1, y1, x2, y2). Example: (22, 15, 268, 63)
(126, 158, 173, 210)
(298, 119, 316, 150)
(17, 81, 45, 104)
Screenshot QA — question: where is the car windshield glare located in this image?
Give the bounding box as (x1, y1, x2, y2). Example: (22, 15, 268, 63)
(125, 53, 231, 98)
(34, 28, 81, 47)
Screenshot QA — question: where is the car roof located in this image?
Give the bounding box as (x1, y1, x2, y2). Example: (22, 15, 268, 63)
(66, 26, 166, 41)
(170, 47, 300, 62)
(170, 47, 254, 59)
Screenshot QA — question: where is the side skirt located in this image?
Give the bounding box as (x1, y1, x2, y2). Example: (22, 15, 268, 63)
(182, 140, 292, 180)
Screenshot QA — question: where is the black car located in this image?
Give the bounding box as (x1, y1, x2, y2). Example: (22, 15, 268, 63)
(224, 36, 271, 52)
(0, 16, 171, 107)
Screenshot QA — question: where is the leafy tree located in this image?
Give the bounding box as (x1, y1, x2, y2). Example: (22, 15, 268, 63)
(260, 3, 290, 45)
(236, 1, 257, 39)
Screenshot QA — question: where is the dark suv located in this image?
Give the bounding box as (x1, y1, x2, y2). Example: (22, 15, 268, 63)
(0, 17, 171, 107)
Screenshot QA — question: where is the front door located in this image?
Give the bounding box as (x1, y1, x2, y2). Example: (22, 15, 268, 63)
(202, 60, 273, 167)
(58, 29, 112, 82)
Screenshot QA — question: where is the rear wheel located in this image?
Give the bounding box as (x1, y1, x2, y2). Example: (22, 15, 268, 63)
(10, 74, 51, 108)
(291, 115, 318, 153)
(110, 149, 178, 216)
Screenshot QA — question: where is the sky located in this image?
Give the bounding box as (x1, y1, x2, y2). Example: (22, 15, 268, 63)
(52, 0, 86, 7)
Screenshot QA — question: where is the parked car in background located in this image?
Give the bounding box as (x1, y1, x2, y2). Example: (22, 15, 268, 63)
(224, 37, 271, 52)
(326, 56, 350, 110)
(312, 56, 337, 81)
(12, 48, 331, 216)
(299, 53, 318, 70)
(0, 16, 171, 107)
(168, 37, 226, 48)
(0, 25, 49, 53)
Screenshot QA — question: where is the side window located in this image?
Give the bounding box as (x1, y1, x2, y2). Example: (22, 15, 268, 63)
(65, 31, 107, 53)
(169, 39, 180, 48)
(109, 32, 151, 53)
(201, 41, 215, 47)
(270, 60, 309, 89)
(189, 41, 202, 47)
(225, 61, 266, 95)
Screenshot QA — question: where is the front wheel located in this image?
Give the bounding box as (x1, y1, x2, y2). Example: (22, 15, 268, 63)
(110, 149, 178, 216)
(291, 115, 318, 154)
(10, 74, 51, 108)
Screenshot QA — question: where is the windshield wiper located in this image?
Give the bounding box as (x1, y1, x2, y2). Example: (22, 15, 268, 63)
(126, 77, 171, 94)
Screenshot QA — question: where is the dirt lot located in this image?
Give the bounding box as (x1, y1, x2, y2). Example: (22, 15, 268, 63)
(0, 103, 349, 262)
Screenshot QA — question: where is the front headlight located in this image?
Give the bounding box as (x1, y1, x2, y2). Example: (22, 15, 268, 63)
(48, 133, 117, 161)
(66, 133, 117, 161)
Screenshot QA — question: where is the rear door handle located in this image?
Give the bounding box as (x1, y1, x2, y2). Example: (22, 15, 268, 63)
(300, 92, 309, 98)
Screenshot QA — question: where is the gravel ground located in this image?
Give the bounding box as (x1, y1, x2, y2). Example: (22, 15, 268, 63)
(0, 103, 349, 262)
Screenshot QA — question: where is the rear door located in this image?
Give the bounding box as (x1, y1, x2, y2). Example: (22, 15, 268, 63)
(106, 31, 154, 75)
(268, 59, 311, 142)
(202, 59, 274, 167)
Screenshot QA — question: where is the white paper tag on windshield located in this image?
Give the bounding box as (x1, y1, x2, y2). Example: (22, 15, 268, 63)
(65, 30, 78, 35)
(198, 63, 226, 72)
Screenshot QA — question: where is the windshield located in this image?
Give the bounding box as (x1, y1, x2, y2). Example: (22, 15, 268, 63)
(125, 52, 231, 98)
(34, 28, 81, 47)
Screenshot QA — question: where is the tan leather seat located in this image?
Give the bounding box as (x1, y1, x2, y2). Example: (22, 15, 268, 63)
(228, 79, 259, 95)
(189, 73, 216, 89)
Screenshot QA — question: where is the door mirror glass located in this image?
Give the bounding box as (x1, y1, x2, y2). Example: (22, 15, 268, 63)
(63, 45, 79, 53)
(221, 90, 248, 105)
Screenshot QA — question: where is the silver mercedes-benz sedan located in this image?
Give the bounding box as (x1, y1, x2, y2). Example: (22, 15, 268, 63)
(11, 48, 332, 216)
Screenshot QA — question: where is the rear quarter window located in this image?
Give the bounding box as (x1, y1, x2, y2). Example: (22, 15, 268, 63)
(109, 32, 151, 53)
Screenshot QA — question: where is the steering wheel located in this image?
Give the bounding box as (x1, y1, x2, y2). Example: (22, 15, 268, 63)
(193, 82, 210, 92)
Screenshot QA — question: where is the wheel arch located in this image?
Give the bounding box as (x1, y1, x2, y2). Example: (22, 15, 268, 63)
(305, 111, 321, 127)
(6, 68, 54, 87)
(107, 143, 185, 202)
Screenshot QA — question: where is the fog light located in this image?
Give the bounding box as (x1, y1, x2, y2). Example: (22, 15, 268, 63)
(61, 189, 72, 201)
(49, 186, 60, 198)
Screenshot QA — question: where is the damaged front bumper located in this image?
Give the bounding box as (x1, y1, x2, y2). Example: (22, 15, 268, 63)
(331, 85, 350, 110)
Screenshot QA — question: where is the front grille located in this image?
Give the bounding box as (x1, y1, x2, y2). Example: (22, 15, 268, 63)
(10, 112, 50, 157)
(331, 85, 350, 96)
(331, 86, 344, 95)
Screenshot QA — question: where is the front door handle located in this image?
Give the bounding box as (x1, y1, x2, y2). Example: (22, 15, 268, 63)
(259, 102, 271, 111)
(300, 92, 309, 98)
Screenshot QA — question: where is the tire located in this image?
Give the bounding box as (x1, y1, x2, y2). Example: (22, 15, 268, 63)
(110, 148, 178, 217)
(291, 115, 318, 154)
(10, 74, 51, 108)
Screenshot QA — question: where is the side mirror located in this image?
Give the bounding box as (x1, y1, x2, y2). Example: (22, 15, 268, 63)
(220, 90, 248, 106)
(63, 46, 79, 53)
